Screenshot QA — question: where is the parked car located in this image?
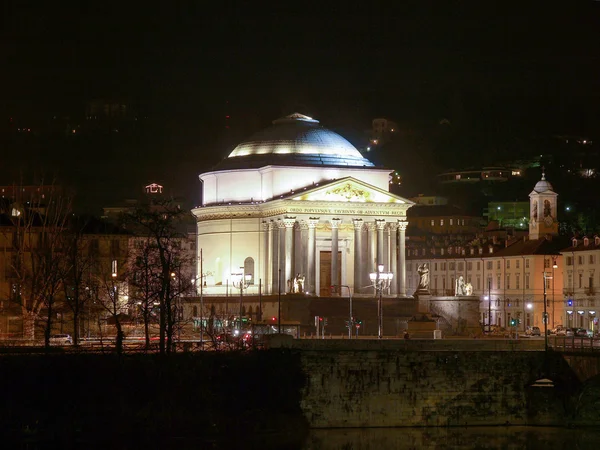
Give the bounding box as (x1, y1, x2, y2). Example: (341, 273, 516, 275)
(49, 334, 73, 345)
(551, 325, 565, 336)
(530, 326, 541, 336)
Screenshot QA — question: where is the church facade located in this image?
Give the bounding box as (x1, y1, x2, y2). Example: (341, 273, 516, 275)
(192, 114, 414, 298)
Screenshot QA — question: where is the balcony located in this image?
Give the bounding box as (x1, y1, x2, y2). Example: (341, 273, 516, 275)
(585, 287, 596, 295)
(563, 288, 574, 296)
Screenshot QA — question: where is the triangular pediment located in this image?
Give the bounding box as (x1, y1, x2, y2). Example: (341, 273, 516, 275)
(290, 177, 413, 204)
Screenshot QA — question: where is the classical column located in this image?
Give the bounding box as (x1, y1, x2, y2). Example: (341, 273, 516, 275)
(275, 220, 285, 294)
(353, 219, 363, 294)
(331, 218, 341, 293)
(283, 216, 296, 293)
(306, 217, 319, 295)
(263, 221, 273, 294)
(397, 219, 408, 297)
(367, 223, 376, 276)
(388, 222, 398, 295)
(375, 219, 385, 267)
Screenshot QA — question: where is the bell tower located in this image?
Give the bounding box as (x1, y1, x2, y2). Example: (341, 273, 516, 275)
(529, 170, 558, 240)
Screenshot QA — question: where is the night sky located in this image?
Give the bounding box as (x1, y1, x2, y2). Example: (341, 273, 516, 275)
(2, 2, 600, 213)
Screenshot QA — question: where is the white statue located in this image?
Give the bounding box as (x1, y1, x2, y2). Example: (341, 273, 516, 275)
(293, 273, 305, 293)
(464, 283, 473, 296)
(417, 263, 430, 291)
(455, 276, 466, 296)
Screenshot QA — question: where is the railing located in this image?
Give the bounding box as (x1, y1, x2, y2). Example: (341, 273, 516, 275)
(563, 289, 574, 296)
(585, 287, 596, 295)
(549, 335, 600, 353)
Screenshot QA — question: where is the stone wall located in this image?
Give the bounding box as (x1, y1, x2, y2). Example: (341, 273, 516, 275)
(430, 296, 481, 335)
(269, 339, 575, 428)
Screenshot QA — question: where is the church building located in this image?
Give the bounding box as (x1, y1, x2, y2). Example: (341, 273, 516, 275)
(192, 113, 414, 297)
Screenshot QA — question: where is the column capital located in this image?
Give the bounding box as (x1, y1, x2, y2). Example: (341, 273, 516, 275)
(365, 222, 376, 232)
(352, 218, 363, 230)
(263, 220, 273, 230)
(276, 219, 286, 229)
(308, 217, 319, 228)
(330, 218, 342, 228)
(398, 219, 409, 232)
(299, 221, 309, 230)
(283, 216, 296, 228)
(375, 219, 386, 230)
(388, 222, 399, 231)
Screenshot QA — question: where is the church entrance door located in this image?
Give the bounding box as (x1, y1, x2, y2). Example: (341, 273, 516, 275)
(319, 251, 341, 296)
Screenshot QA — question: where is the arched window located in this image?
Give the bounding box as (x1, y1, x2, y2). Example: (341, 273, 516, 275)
(244, 257, 255, 285)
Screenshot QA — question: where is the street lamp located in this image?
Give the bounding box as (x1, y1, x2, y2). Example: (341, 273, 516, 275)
(552, 258, 558, 330)
(543, 271, 553, 352)
(231, 270, 251, 336)
(369, 264, 393, 339)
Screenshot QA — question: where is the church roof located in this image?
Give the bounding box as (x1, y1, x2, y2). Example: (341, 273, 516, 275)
(215, 113, 374, 170)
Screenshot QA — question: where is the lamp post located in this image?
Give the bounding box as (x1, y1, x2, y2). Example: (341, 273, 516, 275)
(552, 257, 558, 329)
(487, 278, 492, 333)
(231, 269, 251, 336)
(333, 284, 353, 339)
(369, 264, 393, 339)
(543, 271, 553, 352)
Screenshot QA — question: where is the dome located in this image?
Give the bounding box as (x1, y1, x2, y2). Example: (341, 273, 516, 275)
(221, 113, 374, 169)
(533, 172, 554, 193)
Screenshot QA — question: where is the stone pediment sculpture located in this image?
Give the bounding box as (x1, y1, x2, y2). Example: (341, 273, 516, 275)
(290, 177, 410, 204)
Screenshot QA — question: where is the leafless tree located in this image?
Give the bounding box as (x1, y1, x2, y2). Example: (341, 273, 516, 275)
(1, 182, 72, 342)
(122, 199, 195, 354)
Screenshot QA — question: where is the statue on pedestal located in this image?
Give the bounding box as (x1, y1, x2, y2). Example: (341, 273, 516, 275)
(416, 263, 430, 294)
(293, 273, 305, 293)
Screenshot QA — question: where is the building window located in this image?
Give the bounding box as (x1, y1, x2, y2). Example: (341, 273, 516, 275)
(449, 262, 455, 270)
(566, 256, 573, 266)
(111, 239, 120, 255)
(546, 277, 551, 290)
(579, 256, 584, 265)
(506, 260, 511, 269)
(434, 263, 437, 271)
(544, 259, 550, 269)
(506, 274, 511, 289)
(497, 275, 501, 290)
(440, 219, 444, 226)
(496, 261, 501, 270)
(525, 274, 530, 289)
(487, 261, 492, 270)
(477, 277, 481, 290)
(244, 257, 255, 285)
(579, 273, 583, 289)
(430, 219, 434, 226)
(525, 259, 530, 269)
(458, 262, 464, 271)
(516, 273, 520, 290)
(516, 260, 520, 269)
(450, 218, 454, 226)
(467, 262, 472, 271)
(590, 255, 596, 264)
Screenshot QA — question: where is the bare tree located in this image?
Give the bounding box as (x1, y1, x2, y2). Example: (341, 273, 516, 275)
(128, 236, 161, 349)
(1, 183, 72, 342)
(60, 217, 98, 346)
(122, 199, 194, 354)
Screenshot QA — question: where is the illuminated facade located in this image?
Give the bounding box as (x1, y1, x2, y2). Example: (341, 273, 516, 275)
(192, 113, 414, 297)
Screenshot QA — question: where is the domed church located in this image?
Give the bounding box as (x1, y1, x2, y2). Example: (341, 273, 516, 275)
(192, 113, 414, 297)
